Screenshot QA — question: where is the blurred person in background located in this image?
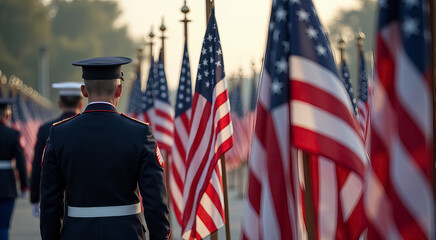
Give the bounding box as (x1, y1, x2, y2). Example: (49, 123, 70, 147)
(0, 98, 28, 240)
(30, 82, 83, 218)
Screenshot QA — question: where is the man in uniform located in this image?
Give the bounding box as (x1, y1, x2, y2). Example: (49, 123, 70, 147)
(0, 98, 28, 239)
(30, 82, 83, 217)
(40, 57, 170, 240)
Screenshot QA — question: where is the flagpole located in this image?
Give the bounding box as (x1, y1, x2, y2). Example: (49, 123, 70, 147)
(429, 0, 436, 223)
(158, 16, 172, 235)
(206, 0, 214, 24)
(180, 0, 191, 44)
(160, 17, 167, 67)
(136, 48, 143, 77)
(148, 27, 155, 62)
(356, 32, 365, 82)
(205, 1, 230, 239)
(133, 48, 143, 95)
(220, 155, 231, 240)
(302, 151, 315, 240)
(337, 34, 345, 66)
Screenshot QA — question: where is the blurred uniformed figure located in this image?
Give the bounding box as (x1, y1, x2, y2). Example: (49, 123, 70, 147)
(30, 82, 83, 217)
(40, 57, 170, 240)
(0, 98, 28, 240)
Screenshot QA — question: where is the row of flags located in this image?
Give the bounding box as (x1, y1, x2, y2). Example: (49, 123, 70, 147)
(127, 0, 433, 239)
(0, 78, 53, 172)
(242, 0, 433, 240)
(127, 9, 234, 239)
(225, 78, 257, 170)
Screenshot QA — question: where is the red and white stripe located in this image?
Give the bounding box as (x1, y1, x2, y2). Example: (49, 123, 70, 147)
(170, 108, 190, 224)
(357, 100, 369, 143)
(181, 78, 233, 239)
(225, 114, 249, 169)
(365, 23, 434, 240)
(300, 155, 365, 240)
(245, 110, 256, 147)
(154, 99, 174, 153)
(290, 56, 368, 176)
(242, 48, 367, 240)
(290, 55, 368, 240)
(12, 121, 37, 162)
(12, 119, 39, 167)
(142, 107, 154, 127)
(241, 69, 299, 240)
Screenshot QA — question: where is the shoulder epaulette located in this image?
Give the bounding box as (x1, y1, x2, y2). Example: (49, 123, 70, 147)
(52, 114, 80, 127)
(121, 113, 150, 126)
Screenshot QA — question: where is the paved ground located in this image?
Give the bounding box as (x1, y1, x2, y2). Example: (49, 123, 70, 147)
(10, 196, 40, 240)
(10, 166, 247, 240)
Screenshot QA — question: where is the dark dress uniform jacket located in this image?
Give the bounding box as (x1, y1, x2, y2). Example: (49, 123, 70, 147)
(0, 121, 28, 199)
(40, 103, 170, 240)
(30, 112, 76, 203)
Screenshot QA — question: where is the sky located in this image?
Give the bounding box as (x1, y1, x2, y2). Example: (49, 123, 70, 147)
(115, 0, 360, 90)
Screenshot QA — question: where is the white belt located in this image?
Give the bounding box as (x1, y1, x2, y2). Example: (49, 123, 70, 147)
(0, 160, 12, 170)
(68, 203, 141, 218)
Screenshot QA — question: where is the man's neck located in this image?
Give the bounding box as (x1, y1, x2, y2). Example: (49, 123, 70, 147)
(87, 97, 117, 107)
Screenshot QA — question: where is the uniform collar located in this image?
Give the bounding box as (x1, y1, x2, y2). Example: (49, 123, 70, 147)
(88, 101, 115, 107)
(83, 102, 118, 113)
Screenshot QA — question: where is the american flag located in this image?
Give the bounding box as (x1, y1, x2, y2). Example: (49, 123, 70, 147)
(356, 50, 370, 143)
(25, 96, 44, 126)
(241, 0, 367, 239)
(248, 75, 258, 113)
(226, 82, 249, 169)
(301, 58, 365, 240)
(302, 155, 366, 240)
(340, 60, 357, 115)
(25, 96, 42, 158)
(171, 42, 192, 225)
(11, 92, 36, 169)
(127, 67, 143, 119)
(141, 59, 156, 125)
(245, 75, 258, 157)
(365, 0, 433, 239)
(181, 8, 233, 239)
(153, 54, 174, 152)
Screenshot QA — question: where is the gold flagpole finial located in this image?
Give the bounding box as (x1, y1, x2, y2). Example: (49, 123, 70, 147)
(160, 17, 167, 66)
(337, 34, 346, 63)
(337, 34, 346, 52)
(181, 0, 190, 14)
(356, 32, 365, 50)
(160, 17, 167, 33)
(180, 0, 191, 43)
(148, 26, 155, 61)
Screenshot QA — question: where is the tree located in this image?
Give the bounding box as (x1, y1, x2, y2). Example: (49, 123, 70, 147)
(0, 0, 51, 87)
(49, 0, 136, 99)
(0, 0, 137, 103)
(328, 0, 377, 89)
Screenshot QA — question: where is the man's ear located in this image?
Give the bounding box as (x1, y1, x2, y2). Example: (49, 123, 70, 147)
(58, 100, 63, 109)
(5, 107, 11, 122)
(81, 85, 89, 98)
(115, 84, 122, 98)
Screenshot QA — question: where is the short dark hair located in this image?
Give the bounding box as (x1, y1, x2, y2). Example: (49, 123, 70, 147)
(60, 96, 82, 108)
(84, 79, 119, 97)
(0, 104, 11, 119)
